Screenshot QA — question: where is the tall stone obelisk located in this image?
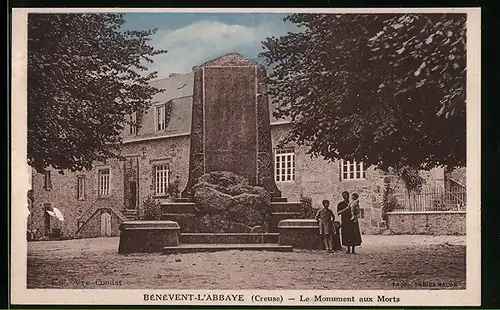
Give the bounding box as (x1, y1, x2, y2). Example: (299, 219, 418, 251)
(181, 53, 282, 199)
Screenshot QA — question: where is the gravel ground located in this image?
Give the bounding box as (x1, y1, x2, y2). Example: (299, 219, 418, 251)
(27, 235, 465, 290)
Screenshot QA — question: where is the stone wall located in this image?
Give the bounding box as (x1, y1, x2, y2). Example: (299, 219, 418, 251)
(386, 211, 466, 235)
(30, 134, 190, 239)
(121, 135, 190, 206)
(31, 158, 125, 238)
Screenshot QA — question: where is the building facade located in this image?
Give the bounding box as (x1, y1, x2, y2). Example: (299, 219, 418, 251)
(28, 71, 457, 239)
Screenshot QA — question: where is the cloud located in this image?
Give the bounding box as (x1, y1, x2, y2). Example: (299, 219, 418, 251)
(146, 19, 295, 78)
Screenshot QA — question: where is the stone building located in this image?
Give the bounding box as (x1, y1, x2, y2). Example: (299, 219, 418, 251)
(28, 56, 462, 239)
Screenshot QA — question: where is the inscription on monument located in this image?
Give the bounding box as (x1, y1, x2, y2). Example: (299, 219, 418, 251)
(204, 67, 257, 184)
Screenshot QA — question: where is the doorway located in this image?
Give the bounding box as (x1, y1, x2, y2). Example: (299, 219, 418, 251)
(129, 181, 137, 209)
(100, 212, 112, 237)
(124, 157, 139, 210)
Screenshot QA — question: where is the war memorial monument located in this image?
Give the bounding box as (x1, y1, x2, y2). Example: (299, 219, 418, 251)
(118, 54, 318, 254)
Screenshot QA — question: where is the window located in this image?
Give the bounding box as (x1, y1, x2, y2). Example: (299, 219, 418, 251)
(129, 112, 137, 135)
(43, 170, 52, 190)
(77, 176, 86, 200)
(340, 160, 366, 180)
(154, 164, 169, 195)
(155, 105, 165, 131)
(98, 169, 110, 196)
(275, 147, 295, 182)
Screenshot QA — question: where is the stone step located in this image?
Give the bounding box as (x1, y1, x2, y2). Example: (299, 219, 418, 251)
(270, 211, 302, 216)
(122, 210, 138, 220)
(270, 202, 302, 213)
(180, 233, 279, 244)
(162, 243, 293, 254)
(161, 202, 196, 214)
(122, 210, 137, 214)
(271, 197, 288, 203)
(161, 213, 195, 220)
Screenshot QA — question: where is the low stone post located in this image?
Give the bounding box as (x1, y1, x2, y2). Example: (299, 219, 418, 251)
(277, 219, 323, 249)
(118, 220, 180, 254)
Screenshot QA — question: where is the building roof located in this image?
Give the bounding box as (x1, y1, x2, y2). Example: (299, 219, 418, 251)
(163, 96, 193, 136)
(149, 72, 194, 104)
(150, 69, 289, 122)
(123, 68, 291, 143)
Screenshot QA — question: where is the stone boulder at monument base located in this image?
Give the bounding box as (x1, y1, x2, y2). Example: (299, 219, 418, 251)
(192, 171, 271, 232)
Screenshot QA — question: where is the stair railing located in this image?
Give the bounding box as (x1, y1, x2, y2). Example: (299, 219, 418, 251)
(446, 178, 466, 210)
(78, 197, 101, 223)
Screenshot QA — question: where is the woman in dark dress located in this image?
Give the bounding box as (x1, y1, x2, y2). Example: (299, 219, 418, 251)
(337, 191, 362, 254)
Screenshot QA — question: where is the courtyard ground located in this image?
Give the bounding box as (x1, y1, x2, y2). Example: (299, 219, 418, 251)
(27, 235, 466, 290)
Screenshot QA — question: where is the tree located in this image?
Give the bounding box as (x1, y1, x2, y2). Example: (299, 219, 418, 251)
(28, 13, 167, 173)
(260, 14, 466, 171)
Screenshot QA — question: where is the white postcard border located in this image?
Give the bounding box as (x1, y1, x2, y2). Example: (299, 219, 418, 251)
(11, 7, 481, 307)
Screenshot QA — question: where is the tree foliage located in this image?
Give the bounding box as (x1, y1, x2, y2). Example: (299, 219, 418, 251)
(139, 195, 162, 221)
(261, 14, 466, 171)
(392, 166, 425, 193)
(298, 195, 317, 219)
(28, 13, 167, 173)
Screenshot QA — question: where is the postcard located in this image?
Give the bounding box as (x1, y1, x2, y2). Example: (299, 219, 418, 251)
(11, 7, 481, 307)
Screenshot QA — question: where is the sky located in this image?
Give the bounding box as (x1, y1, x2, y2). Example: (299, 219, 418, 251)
(122, 13, 299, 79)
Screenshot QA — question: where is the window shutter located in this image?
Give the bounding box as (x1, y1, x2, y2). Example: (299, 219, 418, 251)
(108, 169, 111, 196)
(339, 160, 342, 181)
(152, 166, 156, 192)
(167, 166, 171, 191)
(154, 107, 157, 132)
(165, 101, 173, 129)
(167, 165, 170, 191)
(137, 110, 143, 132)
(43, 171, 46, 189)
(77, 177, 82, 200)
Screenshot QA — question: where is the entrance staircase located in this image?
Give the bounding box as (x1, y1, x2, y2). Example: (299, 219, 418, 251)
(122, 209, 138, 221)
